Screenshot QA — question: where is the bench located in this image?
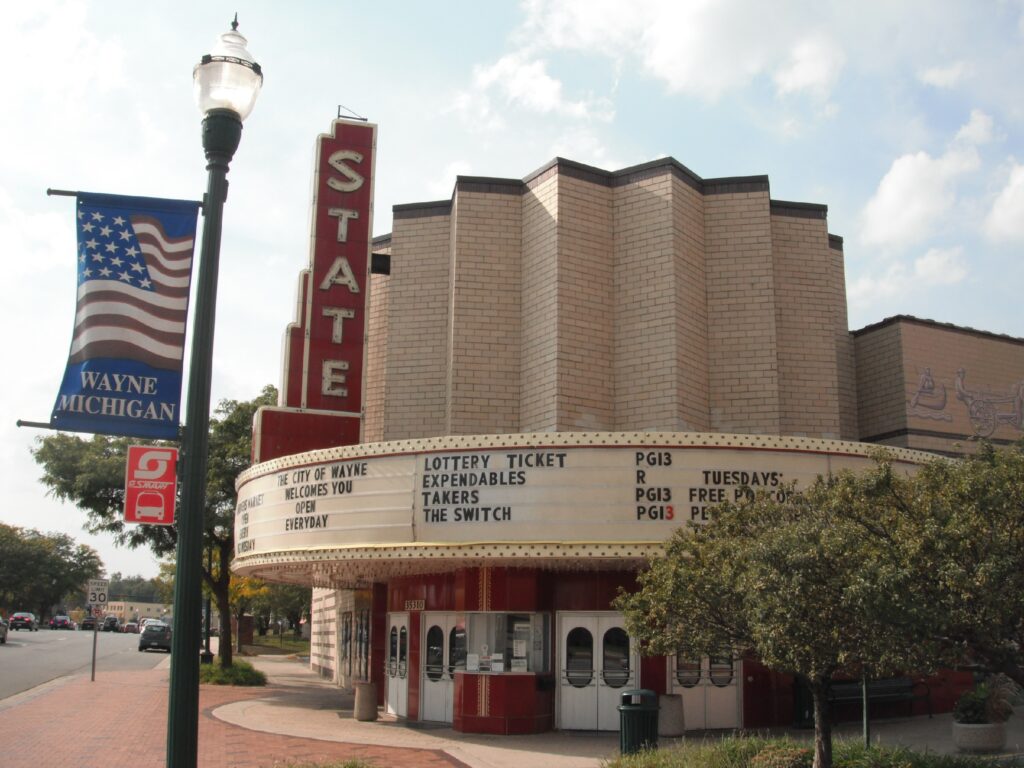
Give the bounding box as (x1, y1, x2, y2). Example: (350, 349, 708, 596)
(827, 677, 932, 718)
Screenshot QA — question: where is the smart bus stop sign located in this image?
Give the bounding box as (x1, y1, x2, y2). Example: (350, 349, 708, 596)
(124, 445, 178, 525)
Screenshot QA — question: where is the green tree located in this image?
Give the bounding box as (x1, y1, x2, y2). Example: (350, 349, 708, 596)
(842, 443, 1024, 687)
(618, 443, 1024, 768)
(32, 384, 277, 666)
(251, 583, 310, 637)
(0, 523, 102, 617)
(108, 572, 163, 604)
(615, 477, 932, 768)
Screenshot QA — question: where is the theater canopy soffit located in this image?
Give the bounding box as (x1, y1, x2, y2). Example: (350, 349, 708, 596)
(232, 432, 935, 587)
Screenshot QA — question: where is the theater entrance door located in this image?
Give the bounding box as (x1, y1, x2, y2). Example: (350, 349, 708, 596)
(421, 612, 465, 723)
(557, 612, 636, 731)
(385, 613, 409, 717)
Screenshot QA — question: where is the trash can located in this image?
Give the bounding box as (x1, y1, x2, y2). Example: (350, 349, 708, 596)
(658, 693, 684, 737)
(618, 689, 659, 755)
(353, 682, 378, 721)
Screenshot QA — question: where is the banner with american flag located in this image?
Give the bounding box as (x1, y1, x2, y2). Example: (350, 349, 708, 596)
(50, 192, 200, 439)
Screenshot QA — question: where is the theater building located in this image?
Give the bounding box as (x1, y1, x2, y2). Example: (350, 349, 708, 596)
(232, 120, 1024, 735)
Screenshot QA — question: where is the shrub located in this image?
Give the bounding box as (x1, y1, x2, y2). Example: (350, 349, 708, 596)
(198, 657, 267, 686)
(750, 744, 813, 768)
(952, 675, 1017, 724)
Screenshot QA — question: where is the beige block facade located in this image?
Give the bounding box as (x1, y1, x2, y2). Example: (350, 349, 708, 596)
(368, 158, 853, 441)
(854, 316, 1024, 453)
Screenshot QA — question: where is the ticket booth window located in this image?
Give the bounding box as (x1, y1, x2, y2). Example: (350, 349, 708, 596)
(464, 612, 550, 673)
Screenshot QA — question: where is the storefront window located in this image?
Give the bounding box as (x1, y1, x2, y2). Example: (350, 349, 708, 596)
(463, 612, 550, 673)
(565, 626, 593, 688)
(425, 625, 444, 681)
(449, 624, 467, 674)
(341, 611, 352, 677)
(602, 627, 630, 688)
(675, 655, 701, 688)
(356, 609, 369, 680)
(709, 654, 734, 687)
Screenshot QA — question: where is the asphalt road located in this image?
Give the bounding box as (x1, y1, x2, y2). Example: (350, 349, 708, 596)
(0, 626, 169, 700)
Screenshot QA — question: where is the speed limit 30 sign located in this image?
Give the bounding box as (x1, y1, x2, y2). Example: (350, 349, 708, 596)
(87, 579, 109, 608)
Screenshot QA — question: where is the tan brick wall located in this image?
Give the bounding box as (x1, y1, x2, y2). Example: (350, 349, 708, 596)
(368, 161, 866, 444)
(771, 212, 841, 437)
(854, 323, 906, 440)
(898, 321, 1024, 451)
(556, 175, 615, 430)
(448, 188, 522, 434)
(672, 178, 711, 431)
(830, 244, 859, 440)
(521, 173, 559, 431)
(705, 191, 781, 434)
(371, 211, 451, 440)
(612, 173, 681, 430)
(364, 242, 390, 444)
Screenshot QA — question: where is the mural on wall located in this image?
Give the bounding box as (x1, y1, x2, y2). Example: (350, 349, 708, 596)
(909, 366, 1024, 438)
(954, 368, 1024, 438)
(908, 368, 951, 421)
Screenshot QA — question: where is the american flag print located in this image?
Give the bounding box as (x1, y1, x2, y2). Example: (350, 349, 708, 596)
(72, 199, 194, 368)
(51, 192, 200, 439)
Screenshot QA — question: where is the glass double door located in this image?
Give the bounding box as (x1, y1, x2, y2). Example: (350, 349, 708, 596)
(385, 613, 409, 717)
(669, 654, 741, 730)
(558, 612, 636, 731)
(421, 612, 466, 723)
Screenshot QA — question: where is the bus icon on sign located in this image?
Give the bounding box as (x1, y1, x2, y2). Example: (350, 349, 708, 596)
(135, 492, 167, 521)
(124, 446, 178, 526)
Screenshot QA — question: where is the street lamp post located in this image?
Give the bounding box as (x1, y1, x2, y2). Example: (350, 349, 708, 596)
(167, 18, 261, 768)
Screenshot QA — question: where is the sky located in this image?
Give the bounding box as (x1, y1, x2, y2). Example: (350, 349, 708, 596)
(2, 1, 1023, 579)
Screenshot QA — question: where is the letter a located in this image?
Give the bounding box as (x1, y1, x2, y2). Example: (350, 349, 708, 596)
(319, 256, 360, 293)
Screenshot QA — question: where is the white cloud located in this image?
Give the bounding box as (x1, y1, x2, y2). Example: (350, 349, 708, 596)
(913, 246, 968, 284)
(773, 36, 846, 98)
(861, 147, 979, 247)
(546, 129, 621, 170)
(848, 247, 967, 307)
(516, 0, 848, 102)
(984, 161, 1024, 241)
(918, 61, 968, 88)
(428, 160, 474, 199)
(861, 110, 994, 248)
(954, 109, 994, 145)
(473, 52, 613, 120)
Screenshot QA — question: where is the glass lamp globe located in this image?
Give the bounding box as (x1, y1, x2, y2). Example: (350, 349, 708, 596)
(193, 18, 263, 121)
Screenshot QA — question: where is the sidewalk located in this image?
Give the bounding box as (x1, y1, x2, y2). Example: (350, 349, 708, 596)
(1, 650, 1022, 768)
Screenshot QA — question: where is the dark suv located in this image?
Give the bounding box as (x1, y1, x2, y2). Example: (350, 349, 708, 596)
(101, 616, 121, 632)
(9, 612, 38, 631)
(80, 615, 98, 631)
(138, 622, 171, 652)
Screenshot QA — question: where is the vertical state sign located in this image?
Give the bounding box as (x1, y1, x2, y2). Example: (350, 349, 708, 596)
(124, 445, 177, 525)
(255, 119, 376, 462)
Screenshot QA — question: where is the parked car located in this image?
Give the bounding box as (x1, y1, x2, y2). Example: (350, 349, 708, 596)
(101, 616, 121, 632)
(50, 615, 73, 630)
(80, 615, 98, 631)
(0, 617, 8, 644)
(9, 612, 38, 631)
(138, 622, 171, 652)
(122, 621, 139, 634)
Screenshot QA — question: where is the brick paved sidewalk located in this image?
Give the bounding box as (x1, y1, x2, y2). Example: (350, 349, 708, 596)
(0, 666, 466, 768)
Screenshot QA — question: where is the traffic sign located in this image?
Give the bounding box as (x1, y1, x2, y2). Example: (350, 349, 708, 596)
(124, 445, 178, 525)
(87, 578, 109, 607)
